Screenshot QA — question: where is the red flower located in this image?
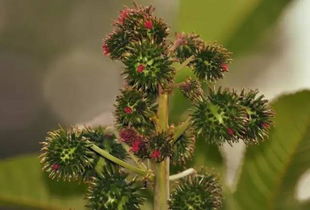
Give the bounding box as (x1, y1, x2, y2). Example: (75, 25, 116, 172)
(221, 64, 229, 72)
(226, 128, 234, 136)
(144, 20, 153, 29)
(102, 44, 110, 56)
(136, 64, 145, 73)
(119, 128, 137, 143)
(150, 150, 161, 159)
(124, 106, 133, 114)
(51, 164, 60, 171)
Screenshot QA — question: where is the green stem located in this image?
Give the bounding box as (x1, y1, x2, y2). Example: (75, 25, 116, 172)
(175, 55, 194, 71)
(173, 118, 191, 141)
(153, 90, 170, 210)
(169, 168, 196, 181)
(90, 144, 149, 177)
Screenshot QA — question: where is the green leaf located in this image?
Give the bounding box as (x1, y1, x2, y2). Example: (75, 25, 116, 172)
(231, 90, 310, 210)
(178, 0, 292, 55)
(0, 154, 86, 209)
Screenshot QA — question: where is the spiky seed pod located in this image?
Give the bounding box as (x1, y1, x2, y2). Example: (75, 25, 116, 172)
(171, 130, 196, 167)
(123, 40, 174, 94)
(40, 127, 94, 181)
(192, 42, 232, 81)
(179, 78, 205, 102)
(238, 89, 273, 144)
(148, 132, 173, 162)
(115, 89, 156, 134)
(86, 171, 146, 210)
(115, 6, 169, 45)
(169, 173, 222, 210)
(102, 30, 129, 60)
(191, 88, 246, 144)
(173, 33, 204, 62)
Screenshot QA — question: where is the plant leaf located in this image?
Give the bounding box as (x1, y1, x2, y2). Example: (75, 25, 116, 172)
(231, 90, 310, 210)
(178, 0, 292, 55)
(0, 154, 86, 209)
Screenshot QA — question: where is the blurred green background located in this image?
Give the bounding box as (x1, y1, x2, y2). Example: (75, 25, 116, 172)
(0, 0, 309, 209)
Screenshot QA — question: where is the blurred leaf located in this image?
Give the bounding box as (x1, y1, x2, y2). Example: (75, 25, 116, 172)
(178, 0, 292, 55)
(231, 90, 310, 210)
(0, 154, 86, 209)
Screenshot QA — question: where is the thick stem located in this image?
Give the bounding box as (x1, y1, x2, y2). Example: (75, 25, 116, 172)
(153, 91, 170, 210)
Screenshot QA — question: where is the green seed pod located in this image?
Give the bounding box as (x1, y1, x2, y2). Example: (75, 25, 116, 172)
(115, 6, 169, 44)
(191, 88, 246, 144)
(179, 78, 205, 103)
(115, 88, 157, 134)
(40, 127, 95, 181)
(86, 171, 146, 210)
(173, 33, 204, 62)
(192, 42, 232, 81)
(148, 132, 173, 162)
(103, 30, 130, 60)
(123, 40, 174, 95)
(169, 173, 222, 210)
(171, 130, 196, 167)
(238, 89, 273, 144)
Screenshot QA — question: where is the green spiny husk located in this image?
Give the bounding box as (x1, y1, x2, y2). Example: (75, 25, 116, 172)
(179, 78, 205, 103)
(86, 170, 146, 210)
(122, 40, 175, 95)
(169, 173, 222, 210)
(171, 129, 196, 167)
(192, 42, 232, 81)
(238, 89, 274, 144)
(114, 88, 157, 134)
(40, 127, 95, 182)
(148, 132, 173, 162)
(191, 88, 247, 144)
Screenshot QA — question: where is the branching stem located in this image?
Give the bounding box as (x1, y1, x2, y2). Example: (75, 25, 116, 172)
(169, 168, 197, 181)
(173, 118, 191, 141)
(90, 144, 151, 179)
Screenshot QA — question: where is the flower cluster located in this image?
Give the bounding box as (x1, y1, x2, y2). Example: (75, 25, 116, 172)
(40, 3, 273, 210)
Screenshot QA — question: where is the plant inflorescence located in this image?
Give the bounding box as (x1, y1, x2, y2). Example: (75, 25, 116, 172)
(40, 4, 273, 210)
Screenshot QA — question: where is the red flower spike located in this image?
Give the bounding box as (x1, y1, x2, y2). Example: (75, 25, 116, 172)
(150, 150, 161, 159)
(102, 44, 110, 56)
(221, 64, 229, 72)
(137, 64, 145, 73)
(144, 20, 153, 29)
(51, 164, 60, 171)
(124, 106, 133, 114)
(227, 128, 234, 136)
(119, 128, 137, 143)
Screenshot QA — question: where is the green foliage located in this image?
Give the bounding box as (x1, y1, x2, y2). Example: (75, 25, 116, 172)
(0, 155, 86, 209)
(230, 90, 310, 210)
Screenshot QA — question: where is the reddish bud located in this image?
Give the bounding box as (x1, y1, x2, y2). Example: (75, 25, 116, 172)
(150, 150, 161, 159)
(51, 164, 60, 171)
(117, 9, 130, 24)
(131, 140, 142, 153)
(102, 44, 110, 56)
(261, 123, 270, 129)
(227, 128, 234, 136)
(119, 128, 137, 143)
(137, 64, 145, 73)
(124, 106, 133, 114)
(221, 64, 229, 72)
(144, 20, 153, 29)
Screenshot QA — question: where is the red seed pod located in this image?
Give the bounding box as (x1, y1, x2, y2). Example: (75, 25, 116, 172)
(144, 20, 153, 29)
(137, 64, 145, 73)
(150, 150, 161, 159)
(124, 106, 133, 114)
(220, 64, 229, 72)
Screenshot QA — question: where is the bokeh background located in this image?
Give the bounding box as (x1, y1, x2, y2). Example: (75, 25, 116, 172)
(0, 0, 309, 209)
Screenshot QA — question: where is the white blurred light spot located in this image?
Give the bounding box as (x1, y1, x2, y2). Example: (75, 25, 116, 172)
(43, 49, 120, 124)
(296, 170, 310, 201)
